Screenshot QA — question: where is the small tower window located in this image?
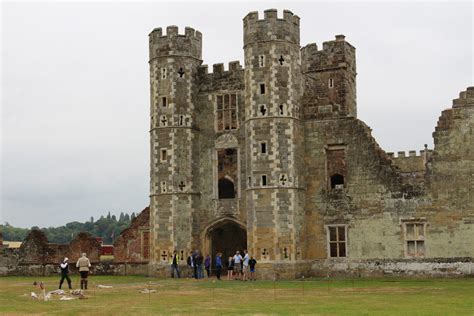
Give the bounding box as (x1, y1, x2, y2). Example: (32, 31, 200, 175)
(160, 149, 167, 162)
(179, 115, 184, 126)
(330, 174, 344, 189)
(161, 68, 167, 79)
(328, 78, 334, 88)
(260, 142, 267, 154)
(260, 83, 266, 94)
(161, 181, 167, 193)
(261, 175, 267, 186)
(259, 104, 267, 116)
(161, 115, 168, 126)
(177, 67, 185, 78)
(162, 97, 167, 107)
(279, 104, 284, 115)
(259, 55, 265, 67)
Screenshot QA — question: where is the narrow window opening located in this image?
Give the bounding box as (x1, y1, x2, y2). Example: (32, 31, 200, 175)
(328, 78, 334, 88)
(161, 115, 168, 126)
(161, 181, 167, 193)
(162, 97, 167, 107)
(259, 55, 265, 67)
(260, 142, 267, 154)
(179, 115, 184, 126)
(177, 67, 185, 78)
(330, 174, 344, 189)
(261, 175, 267, 186)
(260, 83, 266, 94)
(259, 105, 267, 116)
(248, 177, 251, 186)
(279, 174, 288, 186)
(279, 104, 284, 115)
(160, 149, 167, 161)
(279, 55, 285, 65)
(161, 68, 167, 79)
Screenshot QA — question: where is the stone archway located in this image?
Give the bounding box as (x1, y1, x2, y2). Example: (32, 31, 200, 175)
(203, 218, 247, 271)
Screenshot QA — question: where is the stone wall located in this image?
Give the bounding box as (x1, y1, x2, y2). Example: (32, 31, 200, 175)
(114, 207, 150, 263)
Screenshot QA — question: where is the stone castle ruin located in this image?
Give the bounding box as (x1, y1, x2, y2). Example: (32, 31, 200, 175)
(1, 9, 472, 278)
(148, 9, 473, 277)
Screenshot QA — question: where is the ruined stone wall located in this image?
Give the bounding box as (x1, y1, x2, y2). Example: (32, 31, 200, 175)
(114, 207, 150, 263)
(301, 35, 357, 119)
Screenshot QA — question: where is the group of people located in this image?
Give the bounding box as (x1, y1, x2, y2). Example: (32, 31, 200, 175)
(170, 249, 257, 281)
(58, 253, 92, 290)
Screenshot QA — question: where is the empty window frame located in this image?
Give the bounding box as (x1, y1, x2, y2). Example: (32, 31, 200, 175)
(162, 97, 167, 107)
(327, 225, 347, 258)
(404, 222, 426, 257)
(330, 174, 344, 189)
(259, 83, 266, 94)
(260, 142, 267, 154)
(261, 175, 267, 186)
(216, 94, 238, 131)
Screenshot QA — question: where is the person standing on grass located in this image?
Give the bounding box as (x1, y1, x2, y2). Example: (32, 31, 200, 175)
(227, 256, 234, 280)
(242, 249, 250, 281)
(58, 257, 72, 289)
(187, 251, 194, 278)
(169, 250, 180, 278)
(195, 251, 204, 279)
(233, 250, 243, 280)
(248, 256, 257, 281)
(76, 253, 91, 290)
(204, 254, 211, 278)
(215, 252, 223, 280)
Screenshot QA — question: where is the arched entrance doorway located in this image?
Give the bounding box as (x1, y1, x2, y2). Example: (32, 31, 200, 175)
(205, 219, 247, 271)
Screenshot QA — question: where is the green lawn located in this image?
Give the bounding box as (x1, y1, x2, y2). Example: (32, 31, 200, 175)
(0, 275, 473, 315)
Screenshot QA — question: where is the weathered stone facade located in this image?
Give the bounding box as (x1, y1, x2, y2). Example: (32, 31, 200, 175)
(114, 207, 150, 263)
(148, 9, 474, 278)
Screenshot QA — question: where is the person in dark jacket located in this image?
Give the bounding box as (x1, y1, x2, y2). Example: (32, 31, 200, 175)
(204, 254, 211, 278)
(187, 251, 194, 278)
(194, 251, 204, 279)
(58, 257, 72, 289)
(215, 252, 223, 280)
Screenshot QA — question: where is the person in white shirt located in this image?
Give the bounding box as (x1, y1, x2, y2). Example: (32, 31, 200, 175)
(232, 251, 243, 280)
(58, 257, 72, 289)
(242, 250, 250, 281)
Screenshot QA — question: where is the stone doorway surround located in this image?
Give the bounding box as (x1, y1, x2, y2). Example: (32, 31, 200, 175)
(201, 217, 247, 270)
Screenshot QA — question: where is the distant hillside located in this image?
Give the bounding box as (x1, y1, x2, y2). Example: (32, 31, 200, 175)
(1, 211, 136, 244)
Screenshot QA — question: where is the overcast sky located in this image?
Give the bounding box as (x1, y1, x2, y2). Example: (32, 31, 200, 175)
(1, 1, 472, 228)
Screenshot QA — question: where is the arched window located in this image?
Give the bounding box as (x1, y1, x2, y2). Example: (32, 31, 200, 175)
(330, 174, 344, 189)
(218, 178, 235, 199)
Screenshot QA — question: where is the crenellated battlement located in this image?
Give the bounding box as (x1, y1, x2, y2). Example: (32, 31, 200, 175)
(301, 35, 356, 74)
(387, 149, 433, 159)
(198, 61, 243, 76)
(149, 26, 202, 61)
(243, 9, 300, 47)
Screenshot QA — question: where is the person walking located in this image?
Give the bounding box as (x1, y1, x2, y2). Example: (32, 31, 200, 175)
(227, 256, 234, 280)
(76, 253, 91, 290)
(233, 251, 243, 280)
(215, 252, 223, 280)
(204, 254, 211, 278)
(169, 250, 180, 278)
(242, 249, 250, 281)
(58, 257, 72, 289)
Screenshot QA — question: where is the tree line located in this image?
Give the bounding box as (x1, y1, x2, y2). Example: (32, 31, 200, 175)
(1, 212, 136, 244)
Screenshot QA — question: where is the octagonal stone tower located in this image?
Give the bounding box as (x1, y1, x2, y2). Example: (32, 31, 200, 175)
(243, 9, 306, 264)
(148, 26, 202, 264)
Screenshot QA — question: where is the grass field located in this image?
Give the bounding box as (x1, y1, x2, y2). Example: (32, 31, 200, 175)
(0, 275, 473, 315)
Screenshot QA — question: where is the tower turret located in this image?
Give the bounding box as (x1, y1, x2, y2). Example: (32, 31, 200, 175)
(148, 26, 202, 266)
(243, 9, 305, 263)
(301, 35, 357, 119)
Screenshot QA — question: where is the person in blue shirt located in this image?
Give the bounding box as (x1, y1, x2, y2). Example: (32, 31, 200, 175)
(215, 252, 223, 280)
